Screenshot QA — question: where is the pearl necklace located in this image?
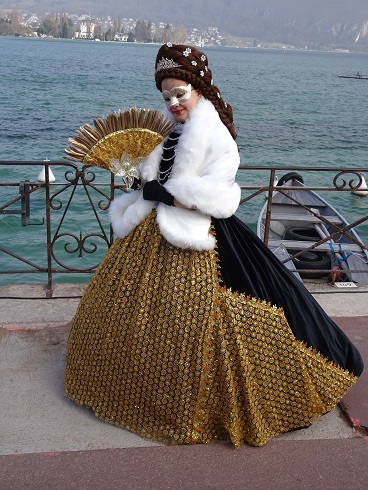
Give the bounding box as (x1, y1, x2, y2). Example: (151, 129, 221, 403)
(158, 130, 181, 183)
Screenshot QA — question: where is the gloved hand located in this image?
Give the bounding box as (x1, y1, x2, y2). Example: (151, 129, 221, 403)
(143, 180, 174, 206)
(130, 177, 142, 190)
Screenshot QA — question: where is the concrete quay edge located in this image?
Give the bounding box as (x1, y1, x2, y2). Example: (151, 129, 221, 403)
(0, 282, 367, 490)
(1, 282, 368, 330)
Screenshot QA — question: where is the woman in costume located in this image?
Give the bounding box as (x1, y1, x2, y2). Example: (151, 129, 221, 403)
(65, 43, 363, 447)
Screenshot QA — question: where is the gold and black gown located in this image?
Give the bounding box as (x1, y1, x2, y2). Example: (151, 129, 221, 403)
(64, 135, 363, 447)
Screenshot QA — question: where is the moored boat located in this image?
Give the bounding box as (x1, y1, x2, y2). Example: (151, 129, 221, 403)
(338, 72, 368, 80)
(257, 172, 368, 284)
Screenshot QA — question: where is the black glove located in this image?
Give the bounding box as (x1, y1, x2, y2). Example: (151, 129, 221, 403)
(130, 177, 142, 190)
(143, 180, 174, 206)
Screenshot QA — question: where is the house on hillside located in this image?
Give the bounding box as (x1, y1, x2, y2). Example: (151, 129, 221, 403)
(114, 32, 128, 42)
(75, 16, 96, 39)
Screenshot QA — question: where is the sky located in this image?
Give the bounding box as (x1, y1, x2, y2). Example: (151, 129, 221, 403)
(2, 0, 368, 25)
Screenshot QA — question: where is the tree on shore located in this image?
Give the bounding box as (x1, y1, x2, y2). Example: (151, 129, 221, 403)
(0, 9, 27, 36)
(93, 22, 104, 40)
(172, 27, 187, 44)
(60, 15, 74, 38)
(37, 12, 74, 38)
(127, 31, 135, 42)
(135, 20, 152, 43)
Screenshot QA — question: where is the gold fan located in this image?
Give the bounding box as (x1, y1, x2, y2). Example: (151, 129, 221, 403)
(65, 108, 176, 187)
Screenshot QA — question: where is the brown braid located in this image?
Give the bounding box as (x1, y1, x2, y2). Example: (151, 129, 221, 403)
(155, 44, 237, 140)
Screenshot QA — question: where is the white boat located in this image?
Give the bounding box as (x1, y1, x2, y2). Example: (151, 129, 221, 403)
(338, 72, 368, 80)
(257, 172, 368, 284)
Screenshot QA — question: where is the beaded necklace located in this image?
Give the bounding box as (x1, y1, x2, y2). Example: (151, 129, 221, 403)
(158, 130, 181, 184)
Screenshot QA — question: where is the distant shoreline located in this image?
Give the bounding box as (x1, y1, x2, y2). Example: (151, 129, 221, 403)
(3, 35, 368, 56)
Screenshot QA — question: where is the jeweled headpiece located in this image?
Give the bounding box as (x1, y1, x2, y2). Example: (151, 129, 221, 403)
(156, 57, 181, 72)
(154, 43, 237, 140)
(155, 43, 211, 92)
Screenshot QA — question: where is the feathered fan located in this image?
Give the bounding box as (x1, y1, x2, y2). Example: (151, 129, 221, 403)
(65, 108, 175, 188)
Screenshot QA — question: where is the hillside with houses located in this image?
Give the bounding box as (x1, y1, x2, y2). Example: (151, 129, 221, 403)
(1, 6, 368, 52)
(0, 10, 228, 48)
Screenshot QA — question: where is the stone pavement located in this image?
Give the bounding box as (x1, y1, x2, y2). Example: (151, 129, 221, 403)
(0, 283, 367, 489)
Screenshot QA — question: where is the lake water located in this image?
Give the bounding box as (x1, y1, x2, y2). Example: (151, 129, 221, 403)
(1, 37, 368, 285)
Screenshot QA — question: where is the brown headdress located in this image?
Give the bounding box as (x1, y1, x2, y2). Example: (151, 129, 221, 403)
(155, 43, 237, 140)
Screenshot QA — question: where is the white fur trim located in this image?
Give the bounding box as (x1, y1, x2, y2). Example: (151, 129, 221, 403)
(156, 205, 216, 250)
(109, 98, 240, 249)
(166, 176, 240, 218)
(109, 191, 153, 239)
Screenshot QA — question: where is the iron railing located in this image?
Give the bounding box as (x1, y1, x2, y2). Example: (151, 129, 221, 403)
(1, 161, 367, 297)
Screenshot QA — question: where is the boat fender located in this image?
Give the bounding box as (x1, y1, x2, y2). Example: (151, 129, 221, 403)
(292, 250, 320, 262)
(277, 172, 304, 187)
(289, 251, 331, 279)
(284, 226, 320, 241)
(351, 173, 368, 197)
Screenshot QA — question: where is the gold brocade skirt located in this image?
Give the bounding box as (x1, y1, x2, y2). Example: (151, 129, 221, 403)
(64, 211, 356, 447)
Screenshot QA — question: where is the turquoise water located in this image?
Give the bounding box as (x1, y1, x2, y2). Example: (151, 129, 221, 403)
(1, 37, 368, 284)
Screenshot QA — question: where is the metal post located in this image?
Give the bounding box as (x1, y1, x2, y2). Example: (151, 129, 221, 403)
(19, 180, 30, 226)
(44, 163, 53, 298)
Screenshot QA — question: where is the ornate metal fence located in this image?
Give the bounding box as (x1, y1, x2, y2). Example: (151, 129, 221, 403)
(1, 161, 367, 297)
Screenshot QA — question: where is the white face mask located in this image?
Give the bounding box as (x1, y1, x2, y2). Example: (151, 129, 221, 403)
(162, 84, 192, 107)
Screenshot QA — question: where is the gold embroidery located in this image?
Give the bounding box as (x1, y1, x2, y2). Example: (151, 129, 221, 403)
(65, 210, 357, 447)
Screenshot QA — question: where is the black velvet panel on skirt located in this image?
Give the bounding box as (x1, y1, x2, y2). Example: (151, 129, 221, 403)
(213, 215, 364, 377)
